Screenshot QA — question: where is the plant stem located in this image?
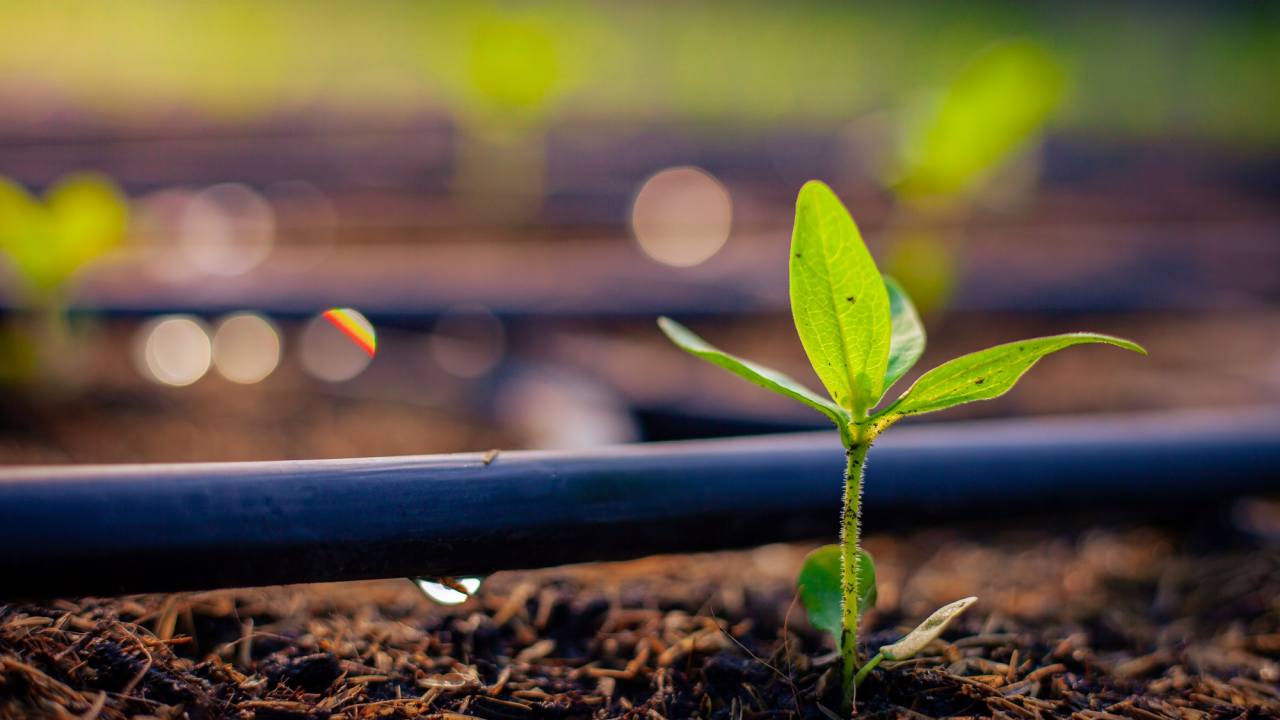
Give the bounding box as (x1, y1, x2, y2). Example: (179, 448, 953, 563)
(840, 430, 871, 705)
(32, 294, 73, 385)
(853, 652, 885, 687)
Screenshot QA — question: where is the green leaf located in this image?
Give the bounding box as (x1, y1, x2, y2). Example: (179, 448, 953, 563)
(658, 317, 849, 428)
(880, 597, 977, 661)
(798, 546, 841, 643)
(882, 276, 926, 398)
(46, 173, 128, 274)
(790, 181, 890, 415)
(896, 41, 1065, 199)
(876, 333, 1145, 422)
(0, 173, 127, 292)
(798, 544, 876, 652)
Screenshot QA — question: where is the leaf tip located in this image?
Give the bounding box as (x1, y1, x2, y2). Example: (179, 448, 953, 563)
(657, 316, 691, 347)
(657, 315, 686, 334)
(1087, 333, 1147, 357)
(796, 180, 836, 208)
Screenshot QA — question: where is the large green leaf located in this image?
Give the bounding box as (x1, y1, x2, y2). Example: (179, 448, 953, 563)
(882, 277, 925, 399)
(875, 333, 1145, 422)
(798, 544, 876, 652)
(790, 181, 890, 415)
(658, 317, 848, 428)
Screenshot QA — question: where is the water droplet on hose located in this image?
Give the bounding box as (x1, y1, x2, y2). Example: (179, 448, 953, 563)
(414, 577, 481, 605)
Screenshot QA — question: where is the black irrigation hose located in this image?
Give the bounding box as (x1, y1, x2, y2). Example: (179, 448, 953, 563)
(2, 408, 1279, 599)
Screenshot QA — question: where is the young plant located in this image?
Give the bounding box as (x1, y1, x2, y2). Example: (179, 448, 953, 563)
(0, 173, 128, 383)
(658, 180, 1144, 705)
(885, 41, 1065, 313)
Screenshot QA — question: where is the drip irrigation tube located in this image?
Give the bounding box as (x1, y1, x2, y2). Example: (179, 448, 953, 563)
(2, 407, 1279, 599)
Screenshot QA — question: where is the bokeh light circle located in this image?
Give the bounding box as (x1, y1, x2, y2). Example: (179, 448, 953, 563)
(133, 315, 212, 387)
(263, 181, 337, 273)
(496, 369, 638, 450)
(132, 189, 202, 284)
(179, 183, 275, 276)
(300, 308, 376, 383)
(212, 313, 281, 384)
(428, 304, 505, 378)
(630, 166, 733, 267)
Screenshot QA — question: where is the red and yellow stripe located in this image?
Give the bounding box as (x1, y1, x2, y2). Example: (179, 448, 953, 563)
(323, 309, 376, 356)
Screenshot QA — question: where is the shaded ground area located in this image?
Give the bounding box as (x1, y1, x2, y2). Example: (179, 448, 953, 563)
(3, 527, 1279, 719)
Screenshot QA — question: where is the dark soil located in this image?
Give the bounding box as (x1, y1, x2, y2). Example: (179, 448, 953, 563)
(3, 527, 1280, 719)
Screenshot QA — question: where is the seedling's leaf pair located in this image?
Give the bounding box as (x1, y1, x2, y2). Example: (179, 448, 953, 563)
(797, 545, 875, 653)
(800, 545, 976, 668)
(661, 182, 1143, 431)
(659, 181, 924, 427)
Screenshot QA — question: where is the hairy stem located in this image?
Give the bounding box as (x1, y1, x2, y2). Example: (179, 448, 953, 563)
(840, 431, 870, 705)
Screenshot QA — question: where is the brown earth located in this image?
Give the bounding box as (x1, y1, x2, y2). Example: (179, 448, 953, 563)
(3, 527, 1279, 719)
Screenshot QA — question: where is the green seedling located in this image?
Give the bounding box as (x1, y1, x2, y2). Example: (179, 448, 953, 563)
(0, 173, 128, 294)
(658, 180, 1143, 706)
(893, 41, 1064, 201)
(886, 41, 1066, 313)
(0, 172, 128, 383)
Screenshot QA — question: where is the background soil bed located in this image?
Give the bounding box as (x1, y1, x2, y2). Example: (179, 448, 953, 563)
(3, 526, 1278, 719)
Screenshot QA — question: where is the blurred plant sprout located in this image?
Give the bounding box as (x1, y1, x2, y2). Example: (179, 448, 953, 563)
(0, 173, 128, 381)
(0, 173, 127, 294)
(886, 41, 1065, 313)
(894, 41, 1065, 200)
(470, 18, 559, 110)
(449, 12, 568, 222)
(659, 181, 1143, 706)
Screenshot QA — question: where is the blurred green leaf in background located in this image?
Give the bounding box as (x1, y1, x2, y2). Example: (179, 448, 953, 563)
(0, 172, 128, 385)
(893, 41, 1065, 201)
(885, 41, 1066, 315)
(0, 173, 128, 296)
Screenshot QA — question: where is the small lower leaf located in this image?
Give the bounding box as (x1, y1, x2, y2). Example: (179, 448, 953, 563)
(879, 597, 977, 661)
(798, 545, 876, 653)
(799, 545, 841, 644)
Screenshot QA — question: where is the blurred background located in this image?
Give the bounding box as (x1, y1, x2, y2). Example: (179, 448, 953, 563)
(0, 0, 1278, 464)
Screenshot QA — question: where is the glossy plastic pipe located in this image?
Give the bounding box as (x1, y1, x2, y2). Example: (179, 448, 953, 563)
(1, 407, 1277, 599)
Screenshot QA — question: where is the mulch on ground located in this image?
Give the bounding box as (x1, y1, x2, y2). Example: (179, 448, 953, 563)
(3, 527, 1279, 719)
